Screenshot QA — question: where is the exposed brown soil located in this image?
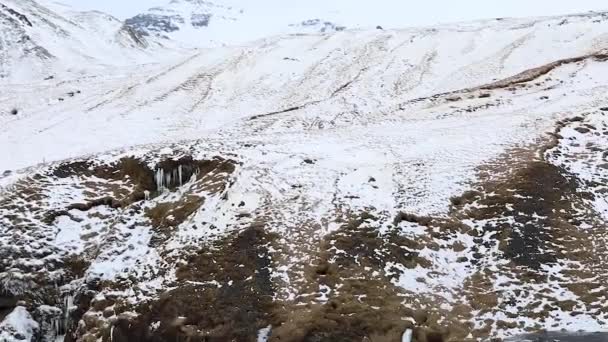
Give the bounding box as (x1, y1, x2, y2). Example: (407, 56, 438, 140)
(270, 213, 447, 342)
(471, 162, 577, 268)
(110, 223, 279, 342)
(51, 158, 155, 194)
(146, 195, 204, 236)
(474, 53, 608, 90)
(0, 153, 239, 342)
(4, 109, 608, 341)
(259, 120, 607, 340)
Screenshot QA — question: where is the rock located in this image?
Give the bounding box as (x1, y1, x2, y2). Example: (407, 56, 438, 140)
(191, 13, 211, 27)
(414, 309, 428, 324)
(0, 296, 18, 309)
(83, 312, 100, 328)
(124, 13, 183, 36)
(446, 96, 462, 102)
(91, 297, 110, 311)
(81, 333, 98, 342)
(103, 307, 115, 318)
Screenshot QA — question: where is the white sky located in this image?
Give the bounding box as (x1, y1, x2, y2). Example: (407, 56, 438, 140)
(53, 0, 607, 27)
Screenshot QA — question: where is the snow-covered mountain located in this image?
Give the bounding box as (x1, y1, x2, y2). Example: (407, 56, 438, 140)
(123, 0, 243, 46)
(122, 0, 349, 47)
(2, 3, 608, 342)
(0, 0, 183, 82)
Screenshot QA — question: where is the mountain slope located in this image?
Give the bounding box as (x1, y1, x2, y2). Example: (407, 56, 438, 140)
(0, 0, 171, 82)
(1, 7, 608, 342)
(3, 11, 608, 172)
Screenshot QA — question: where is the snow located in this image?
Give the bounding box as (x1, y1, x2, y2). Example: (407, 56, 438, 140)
(257, 325, 272, 342)
(0, 0, 185, 83)
(3, 13, 608, 219)
(546, 109, 608, 222)
(402, 328, 413, 342)
(0, 307, 39, 342)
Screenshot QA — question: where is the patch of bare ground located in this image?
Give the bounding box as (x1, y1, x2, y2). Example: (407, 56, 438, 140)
(270, 212, 451, 342)
(145, 157, 237, 245)
(51, 157, 156, 196)
(0, 153, 238, 341)
(288, 117, 608, 340)
(447, 117, 608, 336)
(400, 52, 608, 110)
(473, 53, 608, 91)
(146, 195, 204, 236)
(4, 112, 608, 341)
(104, 223, 279, 342)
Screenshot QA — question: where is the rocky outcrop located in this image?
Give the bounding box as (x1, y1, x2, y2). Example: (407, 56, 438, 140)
(124, 13, 183, 36)
(289, 19, 346, 33)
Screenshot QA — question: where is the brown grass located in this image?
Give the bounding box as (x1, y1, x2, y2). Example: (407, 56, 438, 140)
(110, 224, 279, 342)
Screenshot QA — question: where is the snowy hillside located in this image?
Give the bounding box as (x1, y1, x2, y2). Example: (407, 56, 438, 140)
(1, 4, 608, 342)
(0, 0, 182, 82)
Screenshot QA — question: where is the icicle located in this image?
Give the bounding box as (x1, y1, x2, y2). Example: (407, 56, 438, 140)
(155, 169, 163, 192)
(63, 294, 74, 335)
(178, 165, 183, 186)
(155, 170, 159, 191)
(166, 172, 171, 190)
(144, 190, 150, 201)
(401, 328, 413, 342)
(161, 169, 165, 191)
(110, 325, 114, 342)
(51, 317, 60, 337)
(156, 168, 166, 192)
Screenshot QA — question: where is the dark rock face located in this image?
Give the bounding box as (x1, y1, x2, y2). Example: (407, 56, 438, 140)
(124, 11, 214, 36)
(0, 4, 54, 78)
(191, 13, 211, 27)
(0, 296, 18, 321)
(0, 3, 32, 27)
(293, 19, 346, 32)
(124, 13, 184, 36)
(119, 24, 149, 48)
